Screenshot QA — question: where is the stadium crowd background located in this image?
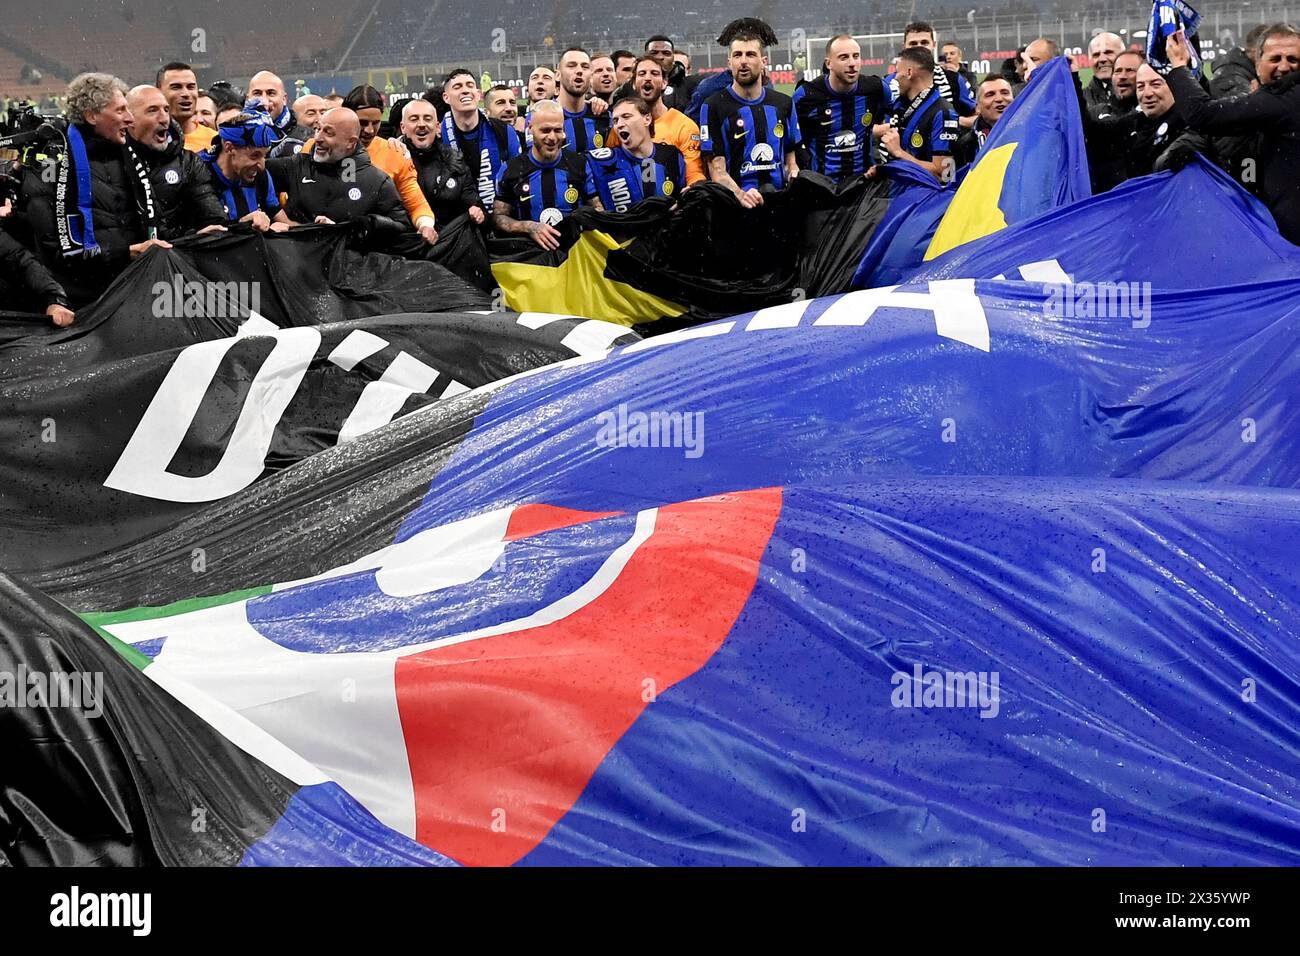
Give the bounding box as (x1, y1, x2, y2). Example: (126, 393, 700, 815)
(1, 0, 1298, 328)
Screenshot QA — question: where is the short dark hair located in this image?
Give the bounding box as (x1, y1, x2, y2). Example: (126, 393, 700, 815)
(729, 30, 767, 52)
(559, 45, 589, 61)
(612, 49, 636, 66)
(898, 46, 935, 71)
(423, 85, 450, 119)
(343, 84, 384, 112)
(903, 21, 936, 42)
(979, 74, 1012, 89)
(488, 84, 514, 96)
(717, 17, 778, 48)
(645, 35, 674, 51)
(443, 68, 476, 86)
(634, 55, 663, 74)
(1114, 49, 1145, 67)
(156, 61, 193, 86)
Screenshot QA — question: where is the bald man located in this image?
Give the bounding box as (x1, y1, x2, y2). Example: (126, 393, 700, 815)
(1084, 31, 1126, 117)
(247, 69, 314, 152)
(126, 85, 226, 239)
(266, 107, 413, 248)
(291, 93, 328, 133)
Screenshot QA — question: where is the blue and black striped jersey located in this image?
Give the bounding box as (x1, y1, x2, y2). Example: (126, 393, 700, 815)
(563, 104, 612, 153)
(699, 86, 802, 190)
(494, 150, 596, 224)
(791, 74, 887, 179)
(586, 143, 686, 212)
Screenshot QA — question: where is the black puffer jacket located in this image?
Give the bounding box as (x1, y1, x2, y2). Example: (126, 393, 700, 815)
(405, 139, 481, 223)
(20, 123, 147, 307)
(130, 121, 225, 240)
(0, 228, 67, 310)
(267, 144, 412, 249)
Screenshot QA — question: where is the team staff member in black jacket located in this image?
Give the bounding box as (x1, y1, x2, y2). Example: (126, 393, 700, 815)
(126, 85, 227, 240)
(952, 75, 1014, 167)
(267, 107, 412, 249)
(22, 72, 173, 307)
(0, 199, 74, 325)
(398, 97, 483, 225)
(1166, 27, 1300, 244)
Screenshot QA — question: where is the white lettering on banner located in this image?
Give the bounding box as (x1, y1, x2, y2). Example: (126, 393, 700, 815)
(812, 279, 990, 351)
(337, 351, 440, 443)
(104, 327, 322, 503)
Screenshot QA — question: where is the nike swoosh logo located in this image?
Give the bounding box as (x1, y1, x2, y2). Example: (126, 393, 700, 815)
(301, 177, 316, 183)
(732, 131, 746, 139)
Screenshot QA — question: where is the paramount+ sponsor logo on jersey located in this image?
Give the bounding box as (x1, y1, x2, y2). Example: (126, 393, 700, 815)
(831, 129, 859, 154)
(740, 142, 779, 176)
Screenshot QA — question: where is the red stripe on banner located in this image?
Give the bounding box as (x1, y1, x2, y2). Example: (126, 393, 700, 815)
(503, 502, 622, 541)
(395, 487, 782, 866)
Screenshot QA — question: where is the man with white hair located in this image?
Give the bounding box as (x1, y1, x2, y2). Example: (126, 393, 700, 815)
(1084, 32, 1126, 118)
(22, 73, 173, 305)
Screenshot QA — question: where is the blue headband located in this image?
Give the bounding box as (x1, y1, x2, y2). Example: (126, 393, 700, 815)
(217, 109, 284, 149)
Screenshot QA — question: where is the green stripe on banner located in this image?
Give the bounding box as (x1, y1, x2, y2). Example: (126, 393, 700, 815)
(80, 585, 272, 667)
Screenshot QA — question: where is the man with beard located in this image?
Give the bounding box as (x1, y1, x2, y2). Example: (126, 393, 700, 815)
(200, 108, 293, 230)
(589, 55, 618, 104)
(485, 85, 527, 149)
(614, 35, 686, 109)
(612, 51, 637, 88)
(267, 107, 412, 250)
(700, 30, 801, 207)
(556, 47, 611, 152)
(126, 85, 226, 239)
(792, 35, 886, 180)
(440, 68, 523, 209)
(400, 96, 483, 225)
(1104, 49, 1142, 117)
(633, 56, 704, 184)
(492, 100, 597, 248)
(23, 73, 173, 306)
(247, 70, 313, 156)
(587, 96, 686, 212)
(1166, 26, 1300, 243)
(951, 75, 1013, 167)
